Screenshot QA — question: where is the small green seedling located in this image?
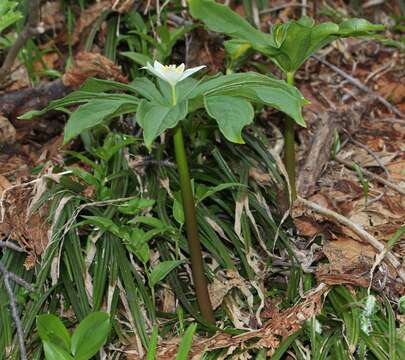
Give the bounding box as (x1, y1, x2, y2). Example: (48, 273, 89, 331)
(353, 162, 369, 204)
(36, 311, 110, 360)
(0, 0, 22, 34)
(189, 0, 384, 199)
(21, 60, 306, 324)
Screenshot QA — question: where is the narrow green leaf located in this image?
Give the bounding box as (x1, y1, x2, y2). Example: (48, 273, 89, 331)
(384, 297, 396, 360)
(150, 260, 185, 287)
(196, 182, 245, 203)
(175, 323, 197, 360)
(146, 326, 159, 360)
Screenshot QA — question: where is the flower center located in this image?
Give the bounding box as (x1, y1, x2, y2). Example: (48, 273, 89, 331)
(163, 65, 182, 74)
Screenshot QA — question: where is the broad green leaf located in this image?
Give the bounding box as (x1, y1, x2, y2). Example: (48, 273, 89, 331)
(224, 39, 252, 64)
(137, 100, 188, 149)
(338, 18, 384, 36)
(37, 314, 71, 352)
(64, 99, 138, 143)
(173, 195, 184, 225)
(188, 0, 272, 51)
(204, 95, 254, 143)
(117, 198, 156, 215)
(130, 77, 164, 103)
(176, 78, 201, 103)
(149, 260, 185, 287)
(189, 0, 383, 74)
(69, 167, 99, 186)
(71, 312, 110, 360)
(19, 92, 138, 120)
(126, 228, 165, 263)
(267, 20, 339, 72)
(80, 216, 121, 238)
(121, 51, 153, 67)
(80, 77, 139, 94)
(43, 341, 74, 360)
(193, 73, 307, 127)
(251, 85, 306, 126)
(129, 216, 170, 230)
(175, 323, 197, 360)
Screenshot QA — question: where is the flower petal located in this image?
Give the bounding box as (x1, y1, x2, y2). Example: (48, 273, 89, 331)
(178, 65, 206, 81)
(142, 61, 170, 83)
(154, 60, 166, 74)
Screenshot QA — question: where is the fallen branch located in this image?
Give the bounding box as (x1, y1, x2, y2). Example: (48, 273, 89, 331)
(313, 55, 404, 118)
(297, 196, 405, 283)
(0, 0, 44, 84)
(0, 79, 70, 120)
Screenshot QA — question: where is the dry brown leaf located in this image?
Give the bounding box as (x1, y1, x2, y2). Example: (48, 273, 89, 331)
(0, 115, 16, 145)
(71, 0, 134, 45)
(32, 52, 60, 75)
(0, 182, 49, 268)
(387, 160, 405, 181)
(125, 285, 327, 359)
(294, 217, 324, 237)
(208, 270, 249, 310)
(62, 52, 127, 89)
(40, 1, 65, 30)
(322, 238, 376, 273)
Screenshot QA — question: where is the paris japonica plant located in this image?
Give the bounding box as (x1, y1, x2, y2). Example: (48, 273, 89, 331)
(189, 0, 384, 199)
(21, 61, 307, 323)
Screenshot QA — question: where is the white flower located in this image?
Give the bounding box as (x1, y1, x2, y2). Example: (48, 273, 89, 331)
(142, 61, 206, 86)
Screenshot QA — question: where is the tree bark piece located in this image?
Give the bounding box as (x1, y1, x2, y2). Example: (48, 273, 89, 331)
(297, 112, 339, 196)
(0, 79, 70, 120)
(297, 99, 371, 197)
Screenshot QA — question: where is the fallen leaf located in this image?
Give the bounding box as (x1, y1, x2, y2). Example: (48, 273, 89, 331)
(0, 115, 16, 145)
(62, 52, 127, 89)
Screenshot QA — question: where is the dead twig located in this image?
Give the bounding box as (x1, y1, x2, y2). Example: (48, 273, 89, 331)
(0, 260, 30, 360)
(0, 239, 25, 252)
(335, 156, 405, 196)
(297, 196, 405, 283)
(312, 55, 404, 118)
(0, 0, 44, 84)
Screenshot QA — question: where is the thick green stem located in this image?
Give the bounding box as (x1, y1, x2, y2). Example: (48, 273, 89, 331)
(171, 85, 215, 324)
(173, 126, 215, 324)
(284, 72, 297, 200)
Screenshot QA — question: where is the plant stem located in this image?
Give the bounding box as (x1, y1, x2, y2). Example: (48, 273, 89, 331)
(284, 72, 297, 200)
(173, 126, 215, 324)
(171, 85, 215, 324)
